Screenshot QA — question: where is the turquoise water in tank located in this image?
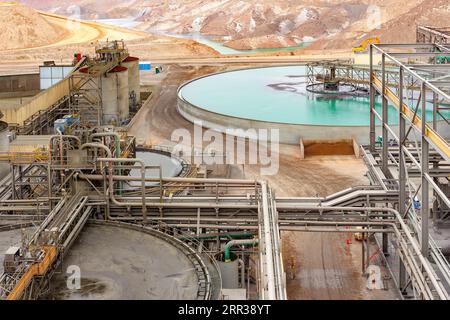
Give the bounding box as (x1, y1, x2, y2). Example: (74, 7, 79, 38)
(179, 65, 446, 126)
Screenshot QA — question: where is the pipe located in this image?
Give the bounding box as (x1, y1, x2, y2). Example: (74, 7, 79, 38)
(90, 132, 121, 158)
(289, 205, 448, 300)
(50, 131, 82, 168)
(0, 206, 50, 211)
(97, 158, 147, 221)
(238, 259, 245, 289)
(91, 133, 123, 194)
(224, 239, 259, 262)
(0, 199, 50, 204)
(81, 143, 112, 158)
(79, 173, 259, 210)
(178, 232, 256, 241)
(0, 215, 46, 220)
(49, 134, 81, 148)
(80, 144, 113, 218)
(261, 181, 276, 300)
(79, 174, 255, 185)
(76, 162, 447, 298)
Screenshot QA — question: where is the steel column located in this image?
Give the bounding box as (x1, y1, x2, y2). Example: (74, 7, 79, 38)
(398, 66, 407, 292)
(381, 53, 389, 174)
(369, 44, 376, 151)
(421, 82, 429, 257)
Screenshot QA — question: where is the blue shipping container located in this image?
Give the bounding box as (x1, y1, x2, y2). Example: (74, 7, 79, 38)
(139, 62, 151, 70)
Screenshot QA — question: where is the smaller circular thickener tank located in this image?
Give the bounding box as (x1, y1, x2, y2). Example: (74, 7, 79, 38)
(126, 149, 184, 189)
(41, 222, 215, 299)
(122, 56, 141, 105)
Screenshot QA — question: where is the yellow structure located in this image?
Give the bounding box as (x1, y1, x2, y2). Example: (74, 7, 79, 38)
(372, 75, 450, 159)
(6, 246, 58, 300)
(352, 37, 381, 53)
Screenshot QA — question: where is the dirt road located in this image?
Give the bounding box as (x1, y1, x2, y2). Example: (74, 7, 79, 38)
(37, 11, 147, 49)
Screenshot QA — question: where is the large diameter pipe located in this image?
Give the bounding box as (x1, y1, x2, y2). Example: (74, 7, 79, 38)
(90, 133, 121, 157)
(81, 143, 112, 158)
(91, 133, 123, 194)
(224, 239, 259, 262)
(178, 232, 256, 241)
(79, 174, 256, 185)
(49, 135, 81, 148)
(97, 158, 147, 221)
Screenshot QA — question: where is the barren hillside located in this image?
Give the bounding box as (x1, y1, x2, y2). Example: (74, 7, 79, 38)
(0, 2, 64, 50)
(18, 0, 450, 50)
(308, 0, 450, 49)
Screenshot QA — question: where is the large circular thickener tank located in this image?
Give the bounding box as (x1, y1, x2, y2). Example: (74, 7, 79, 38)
(177, 65, 450, 144)
(45, 222, 217, 300)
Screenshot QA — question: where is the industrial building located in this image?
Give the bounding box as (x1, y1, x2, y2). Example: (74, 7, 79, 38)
(0, 26, 449, 301)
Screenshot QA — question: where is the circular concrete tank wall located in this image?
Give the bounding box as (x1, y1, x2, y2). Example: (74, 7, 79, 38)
(46, 222, 213, 300)
(177, 66, 450, 144)
(126, 150, 184, 188)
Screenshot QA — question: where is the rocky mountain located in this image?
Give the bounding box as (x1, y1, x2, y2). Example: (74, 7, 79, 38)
(17, 0, 450, 50)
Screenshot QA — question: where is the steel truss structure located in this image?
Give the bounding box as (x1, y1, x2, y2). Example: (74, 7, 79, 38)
(417, 26, 450, 45)
(368, 42, 450, 297)
(306, 60, 403, 91)
(69, 74, 103, 127)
